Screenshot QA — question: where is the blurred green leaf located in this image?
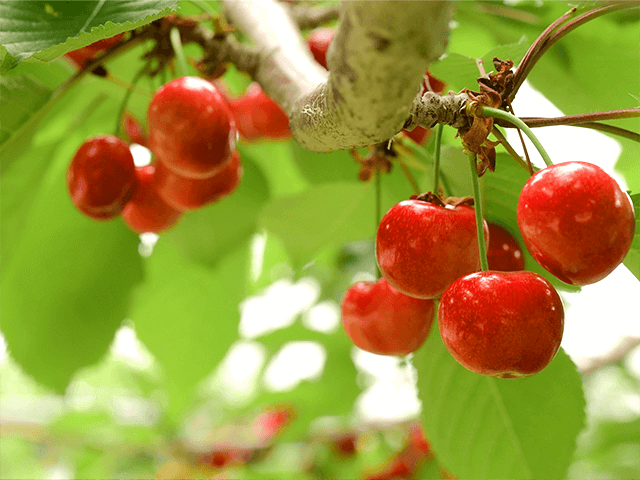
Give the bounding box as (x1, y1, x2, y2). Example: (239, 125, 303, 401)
(415, 331, 585, 480)
(0, 147, 143, 393)
(0, 438, 46, 479)
(130, 239, 250, 420)
(623, 193, 639, 281)
(0, 1, 178, 67)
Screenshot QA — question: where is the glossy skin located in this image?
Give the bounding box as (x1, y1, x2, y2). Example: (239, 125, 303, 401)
(66, 135, 137, 220)
(154, 150, 242, 211)
(487, 222, 525, 271)
(122, 165, 182, 233)
(64, 34, 124, 69)
(376, 199, 489, 299)
(227, 83, 291, 140)
(122, 112, 148, 147)
(517, 161, 635, 285)
(439, 271, 564, 378)
(341, 278, 434, 356)
(148, 76, 236, 178)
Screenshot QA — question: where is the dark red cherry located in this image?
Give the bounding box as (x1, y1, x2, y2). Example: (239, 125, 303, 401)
(66, 135, 137, 220)
(226, 83, 291, 140)
(487, 222, 525, 271)
(122, 165, 182, 233)
(122, 111, 148, 147)
(147, 76, 236, 179)
(307, 27, 334, 69)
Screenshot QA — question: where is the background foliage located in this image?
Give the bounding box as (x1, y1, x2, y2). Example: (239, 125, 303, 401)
(1, 1, 638, 479)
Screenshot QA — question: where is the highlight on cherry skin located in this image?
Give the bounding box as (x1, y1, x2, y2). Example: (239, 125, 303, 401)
(147, 76, 236, 179)
(66, 135, 137, 220)
(438, 270, 564, 378)
(341, 277, 435, 356)
(375, 198, 488, 299)
(517, 161, 635, 286)
(486, 222, 525, 271)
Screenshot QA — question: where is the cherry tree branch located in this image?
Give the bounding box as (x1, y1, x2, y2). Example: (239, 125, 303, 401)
(285, 2, 340, 30)
(222, 0, 455, 152)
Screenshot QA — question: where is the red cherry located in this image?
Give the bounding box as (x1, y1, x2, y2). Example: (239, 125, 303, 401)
(147, 76, 236, 179)
(306, 27, 334, 69)
(517, 161, 635, 285)
(122, 111, 148, 147)
(341, 278, 434, 356)
(407, 423, 430, 456)
(122, 165, 182, 233)
(64, 33, 125, 69)
(486, 222, 525, 272)
(376, 199, 489, 299)
(66, 135, 137, 220)
(254, 406, 293, 443)
(226, 83, 291, 140)
(154, 151, 242, 211)
(439, 270, 564, 378)
(333, 434, 358, 457)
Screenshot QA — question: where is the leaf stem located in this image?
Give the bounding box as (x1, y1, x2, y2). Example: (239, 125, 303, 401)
(468, 151, 488, 272)
(473, 104, 553, 167)
(170, 28, 189, 77)
(433, 124, 444, 193)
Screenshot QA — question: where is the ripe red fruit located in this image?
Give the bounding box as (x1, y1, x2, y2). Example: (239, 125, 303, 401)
(154, 151, 242, 211)
(66, 135, 137, 220)
(341, 278, 434, 356)
(307, 27, 334, 69)
(376, 198, 489, 299)
(147, 76, 236, 179)
(517, 161, 635, 285)
(64, 33, 125, 69)
(333, 434, 358, 457)
(487, 222, 525, 271)
(122, 165, 182, 233)
(226, 83, 291, 140)
(439, 270, 564, 378)
(122, 111, 148, 147)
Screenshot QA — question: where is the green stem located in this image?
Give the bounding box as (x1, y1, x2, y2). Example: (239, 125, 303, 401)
(468, 151, 488, 271)
(476, 105, 553, 167)
(170, 27, 189, 77)
(433, 124, 444, 193)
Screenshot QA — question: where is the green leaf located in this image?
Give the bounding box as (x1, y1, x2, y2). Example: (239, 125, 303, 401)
(0, 75, 53, 158)
(623, 193, 640, 281)
(415, 330, 586, 480)
(260, 183, 376, 268)
(0, 1, 178, 67)
(130, 240, 249, 420)
(0, 152, 144, 393)
(163, 156, 270, 268)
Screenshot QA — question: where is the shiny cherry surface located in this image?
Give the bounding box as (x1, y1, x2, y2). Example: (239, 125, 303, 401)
(439, 271, 564, 378)
(148, 76, 236, 178)
(122, 165, 182, 233)
(341, 277, 434, 356)
(154, 150, 242, 211)
(376, 199, 488, 299)
(227, 83, 290, 140)
(517, 161, 635, 285)
(487, 222, 525, 271)
(66, 135, 137, 220)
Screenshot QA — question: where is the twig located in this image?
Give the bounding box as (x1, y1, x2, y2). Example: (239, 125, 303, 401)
(285, 3, 340, 30)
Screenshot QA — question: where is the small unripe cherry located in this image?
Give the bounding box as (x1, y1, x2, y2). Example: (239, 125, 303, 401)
(341, 278, 434, 356)
(147, 76, 236, 179)
(154, 151, 242, 211)
(122, 165, 182, 233)
(66, 135, 137, 220)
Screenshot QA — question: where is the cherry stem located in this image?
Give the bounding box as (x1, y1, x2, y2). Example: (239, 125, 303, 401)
(114, 61, 152, 136)
(473, 105, 553, 167)
(490, 126, 532, 174)
(396, 156, 421, 195)
(170, 27, 189, 77)
(467, 151, 489, 272)
(433, 124, 444, 193)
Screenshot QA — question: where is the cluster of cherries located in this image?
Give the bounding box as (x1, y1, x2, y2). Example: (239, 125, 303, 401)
(342, 161, 635, 378)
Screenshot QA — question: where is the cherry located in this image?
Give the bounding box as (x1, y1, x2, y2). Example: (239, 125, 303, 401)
(66, 135, 137, 220)
(517, 161, 635, 285)
(341, 277, 434, 356)
(306, 27, 334, 69)
(376, 198, 488, 299)
(486, 222, 525, 271)
(226, 83, 291, 140)
(154, 150, 242, 211)
(333, 433, 358, 457)
(64, 34, 124, 69)
(122, 111, 148, 147)
(122, 165, 182, 233)
(439, 270, 564, 378)
(147, 76, 236, 179)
